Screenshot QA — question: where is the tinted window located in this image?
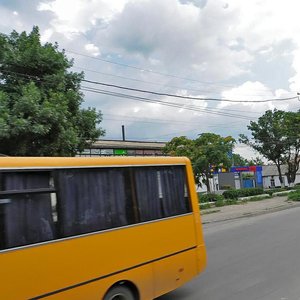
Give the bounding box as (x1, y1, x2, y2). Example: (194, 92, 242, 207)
(0, 172, 55, 250)
(0, 165, 191, 250)
(54, 168, 135, 237)
(134, 165, 191, 221)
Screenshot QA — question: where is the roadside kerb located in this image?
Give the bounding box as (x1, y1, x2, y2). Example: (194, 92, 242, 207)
(200, 196, 300, 224)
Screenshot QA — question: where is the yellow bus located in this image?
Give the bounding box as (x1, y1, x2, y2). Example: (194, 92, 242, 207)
(0, 156, 206, 300)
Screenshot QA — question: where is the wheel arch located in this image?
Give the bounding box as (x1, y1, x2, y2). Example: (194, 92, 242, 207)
(105, 280, 140, 300)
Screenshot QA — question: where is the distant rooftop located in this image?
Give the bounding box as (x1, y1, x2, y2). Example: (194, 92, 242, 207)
(91, 139, 167, 150)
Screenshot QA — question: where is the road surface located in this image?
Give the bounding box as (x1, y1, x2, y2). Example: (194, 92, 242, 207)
(158, 206, 300, 300)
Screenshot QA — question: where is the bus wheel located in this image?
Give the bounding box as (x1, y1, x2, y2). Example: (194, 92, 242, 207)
(104, 285, 135, 300)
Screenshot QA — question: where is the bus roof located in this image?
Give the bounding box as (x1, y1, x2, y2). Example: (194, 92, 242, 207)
(0, 156, 191, 169)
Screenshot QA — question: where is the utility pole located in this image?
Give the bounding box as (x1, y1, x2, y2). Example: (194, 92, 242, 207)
(122, 125, 126, 141)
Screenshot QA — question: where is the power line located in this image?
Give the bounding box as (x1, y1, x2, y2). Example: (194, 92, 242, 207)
(66, 49, 300, 98)
(81, 86, 254, 120)
(103, 113, 243, 127)
(73, 65, 286, 98)
(2, 66, 297, 104)
(66, 49, 286, 94)
(73, 65, 227, 96)
(65, 49, 239, 88)
(82, 79, 298, 103)
(0, 68, 296, 120)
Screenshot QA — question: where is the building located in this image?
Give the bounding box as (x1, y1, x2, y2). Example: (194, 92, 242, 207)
(262, 165, 300, 188)
(212, 164, 300, 190)
(213, 165, 263, 191)
(78, 140, 167, 157)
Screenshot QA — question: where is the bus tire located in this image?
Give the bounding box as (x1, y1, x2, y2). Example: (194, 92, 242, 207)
(104, 285, 135, 300)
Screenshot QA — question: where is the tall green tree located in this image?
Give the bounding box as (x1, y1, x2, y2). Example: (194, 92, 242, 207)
(0, 26, 104, 156)
(232, 153, 263, 166)
(283, 111, 300, 185)
(240, 109, 300, 187)
(164, 133, 235, 192)
(232, 153, 248, 166)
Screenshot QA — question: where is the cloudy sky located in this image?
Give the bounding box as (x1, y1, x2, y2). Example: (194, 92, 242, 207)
(1, 0, 300, 159)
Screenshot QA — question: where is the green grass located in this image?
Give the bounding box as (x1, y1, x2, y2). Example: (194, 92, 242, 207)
(201, 209, 221, 215)
(288, 191, 300, 201)
(200, 203, 212, 210)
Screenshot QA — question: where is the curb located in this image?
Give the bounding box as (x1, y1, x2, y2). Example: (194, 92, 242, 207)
(202, 201, 300, 224)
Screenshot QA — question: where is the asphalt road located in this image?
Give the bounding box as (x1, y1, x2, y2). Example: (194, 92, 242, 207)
(158, 206, 300, 300)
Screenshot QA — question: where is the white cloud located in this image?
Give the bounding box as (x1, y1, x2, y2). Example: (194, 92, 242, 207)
(219, 81, 295, 112)
(84, 43, 100, 56)
(37, 0, 129, 37)
(105, 0, 253, 80)
(0, 7, 24, 32)
(234, 143, 262, 162)
(40, 28, 53, 43)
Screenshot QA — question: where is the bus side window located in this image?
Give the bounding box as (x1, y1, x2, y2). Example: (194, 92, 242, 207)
(159, 166, 191, 217)
(133, 167, 163, 222)
(133, 166, 191, 223)
(0, 172, 55, 250)
(54, 168, 135, 238)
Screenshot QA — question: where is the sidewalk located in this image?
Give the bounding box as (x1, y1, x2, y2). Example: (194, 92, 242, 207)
(200, 196, 300, 224)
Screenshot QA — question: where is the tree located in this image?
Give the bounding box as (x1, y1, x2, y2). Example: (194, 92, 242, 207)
(0, 26, 104, 156)
(283, 111, 300, 186)
(232, 153, 263, 166)
(239, 109, 300, 187)
(232, 153, 248, 166)
(163, 136, 194, 157)
(164, 133, 235, 192)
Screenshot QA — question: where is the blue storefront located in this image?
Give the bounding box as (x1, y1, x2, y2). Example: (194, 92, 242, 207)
(230, 166, 263, 188)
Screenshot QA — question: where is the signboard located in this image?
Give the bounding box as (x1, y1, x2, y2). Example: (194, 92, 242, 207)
(230, 165, 263, 187)
(230, 166, 259, 173)
(114, 149, 128, 155)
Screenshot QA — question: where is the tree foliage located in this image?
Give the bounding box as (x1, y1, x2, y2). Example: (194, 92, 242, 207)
(239, 109, 300, 186)
(164, 133, 235, 192)
(0, 26, 104, 156)
(283, 111, 300, 185)
(232, 153, 263, 166)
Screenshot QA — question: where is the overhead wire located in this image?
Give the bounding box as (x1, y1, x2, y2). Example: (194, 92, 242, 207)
(66, 49, 286, 94)
(73, 65, 287, 98)
(2, 65, 297, 104)
(81, 86, 255, 120)
(103, 113, 243, 127)
(0, 68, 259, 120)
(2, 67, 298, 127)
(82, 79, 298, 103)
(66, 49, 238, 88)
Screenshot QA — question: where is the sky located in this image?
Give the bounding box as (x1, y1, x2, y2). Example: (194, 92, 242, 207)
(1, 0, 300, 160)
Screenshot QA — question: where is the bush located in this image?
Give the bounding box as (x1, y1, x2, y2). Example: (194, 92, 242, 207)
(264, 190, 274, 196)
(200, 203, 211, 209)
(265, 187, 292, 195)
(226, 199, 238, 205)
(248, 194, 272, 201)
(215, 199, 225, 207)
(220, 185, 232, 190)
(288, 191, 300, 201)
(222, 189, 239, 199)
(293, 184, 300, 190)
(198, 193, 224, 203)
(223, 187, 264, 199)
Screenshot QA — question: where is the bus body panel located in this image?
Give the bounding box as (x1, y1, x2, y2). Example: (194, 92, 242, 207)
(1, 215, 197, 299)
(153, 247, 198, 298)
(42, 264, 154, 300)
